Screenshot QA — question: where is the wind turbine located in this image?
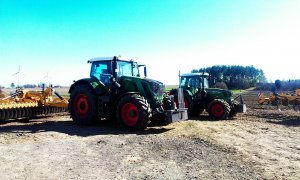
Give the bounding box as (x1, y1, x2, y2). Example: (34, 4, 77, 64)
(43, 72, 49, 86)
(12, 66, 20, 87)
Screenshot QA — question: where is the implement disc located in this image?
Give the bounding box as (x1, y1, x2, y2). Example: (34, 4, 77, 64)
(0, 110, 5, 121)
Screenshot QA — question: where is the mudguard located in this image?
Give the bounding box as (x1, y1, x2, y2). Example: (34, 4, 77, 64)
(69, 77, 107, 95)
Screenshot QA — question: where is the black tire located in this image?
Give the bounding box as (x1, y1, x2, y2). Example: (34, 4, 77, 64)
(116, 94, 151, 130)
(193, 108, 204, 116)
(228, 100, 239, 118)
(184, 95, 197, 117)
(208, 99, 230, 120)
(69, 84, 98, 125)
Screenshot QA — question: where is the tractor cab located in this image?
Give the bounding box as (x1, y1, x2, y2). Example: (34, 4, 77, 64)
(88, 56, 146, 85)
(180, 73, 209, 94)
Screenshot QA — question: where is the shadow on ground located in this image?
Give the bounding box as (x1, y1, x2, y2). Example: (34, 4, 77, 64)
(267, 118, 300, 127)
(0, 116, 173, 137)
(188, 114, 238, 122)
(254, 112, 300, 127)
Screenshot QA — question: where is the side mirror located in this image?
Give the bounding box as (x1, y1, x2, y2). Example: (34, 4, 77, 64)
(144, 66, 147, 78)
(138, 64, 147, 78)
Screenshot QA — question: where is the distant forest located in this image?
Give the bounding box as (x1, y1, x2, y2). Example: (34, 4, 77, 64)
(256, 80, 300, 91)
(192, 65, 266, 90)
(192, 65, 300, 91)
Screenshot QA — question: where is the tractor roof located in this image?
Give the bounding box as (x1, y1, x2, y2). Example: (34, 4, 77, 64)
(181, 72, 209, 77)
(88, 56, 133, 63)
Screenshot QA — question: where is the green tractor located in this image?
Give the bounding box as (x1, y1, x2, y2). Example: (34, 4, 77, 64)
(68, 56, 187, 130)
(170, 72, 246, 119)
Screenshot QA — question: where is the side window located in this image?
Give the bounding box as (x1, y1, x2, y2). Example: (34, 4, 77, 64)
(189, 78, 195, 87)
(117, 61, 132, 77)
(195, 78, 201, 88)
(180, 77, 187, 87)
(203, 78, 209, 88)
(90, 62, 110, 85)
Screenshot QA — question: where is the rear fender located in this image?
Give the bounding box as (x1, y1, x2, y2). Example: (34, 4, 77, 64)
(69, 78, 106, 95)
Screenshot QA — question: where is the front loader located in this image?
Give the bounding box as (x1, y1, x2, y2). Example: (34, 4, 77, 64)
(68, 56, 187, 130)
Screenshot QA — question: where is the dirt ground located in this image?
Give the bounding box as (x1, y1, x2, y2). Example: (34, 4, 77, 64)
(0, 91, 299, 179)
(0, 109, 299, 179)
(170, 109, 300, 179)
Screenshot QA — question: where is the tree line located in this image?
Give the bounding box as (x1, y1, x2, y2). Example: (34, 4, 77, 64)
(192, 65, 266, 90)
(256, 79, 300, 91)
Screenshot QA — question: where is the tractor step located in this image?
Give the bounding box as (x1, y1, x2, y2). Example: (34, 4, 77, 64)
(166, 108, 188, 123)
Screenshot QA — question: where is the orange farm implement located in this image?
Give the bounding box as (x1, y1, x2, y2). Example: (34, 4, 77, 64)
(258, 89, 300, 110)
(0, 87, 68, 121)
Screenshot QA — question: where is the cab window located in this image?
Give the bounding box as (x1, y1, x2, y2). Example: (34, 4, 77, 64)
(90, 62, 110, 84)
(180, 77, 188, 87)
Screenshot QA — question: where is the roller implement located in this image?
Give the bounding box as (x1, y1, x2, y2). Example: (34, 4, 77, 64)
(0, 86, 68, 121)
(69, 56, 187, 130)
(258, 89, 300, 110)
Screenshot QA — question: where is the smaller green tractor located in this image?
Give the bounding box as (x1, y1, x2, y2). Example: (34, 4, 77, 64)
(170, 73, 246, 119)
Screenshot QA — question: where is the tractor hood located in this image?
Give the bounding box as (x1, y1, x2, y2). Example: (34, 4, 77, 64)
(121, 76, 165, 101)
(206, 88, 233, 99)
(143, 78, 165, 98)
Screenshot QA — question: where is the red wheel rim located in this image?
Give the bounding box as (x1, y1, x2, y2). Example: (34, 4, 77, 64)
(73, 93, 89, 118)
(174, 97, 189, 108)
(121, 103, 139, 126)
(211, 103, 224, 117)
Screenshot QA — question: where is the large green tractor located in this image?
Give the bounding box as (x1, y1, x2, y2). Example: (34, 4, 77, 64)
(170, 73, 246, 119)
(68, 56, 187, 130)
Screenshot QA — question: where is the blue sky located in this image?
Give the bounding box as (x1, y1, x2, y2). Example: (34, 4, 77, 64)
(0, 0, 299, 87)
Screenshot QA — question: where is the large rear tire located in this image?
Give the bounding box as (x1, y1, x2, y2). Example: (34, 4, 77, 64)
(208, 99, 230, 120)
(116, 94, 151, 130)
(69, 84, 98, 125)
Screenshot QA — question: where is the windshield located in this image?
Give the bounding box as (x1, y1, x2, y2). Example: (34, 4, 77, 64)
(116, 61, 139, 77)
(180, 76, 209, 89)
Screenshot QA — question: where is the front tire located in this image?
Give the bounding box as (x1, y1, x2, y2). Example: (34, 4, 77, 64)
(116, 94, 151, 130)
(208, 99, 230, 120)
(69, 84, 98, 125)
